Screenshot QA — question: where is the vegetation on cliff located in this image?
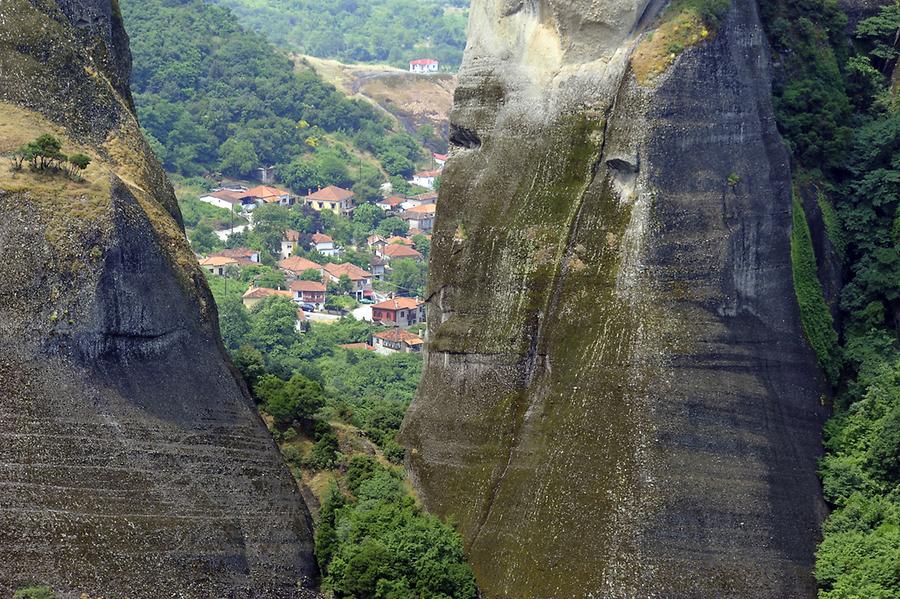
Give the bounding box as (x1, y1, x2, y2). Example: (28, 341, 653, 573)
(762, 1, 900, 595)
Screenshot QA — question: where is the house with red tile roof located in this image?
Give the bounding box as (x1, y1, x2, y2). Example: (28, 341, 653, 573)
(376, 196, 407, 212)
(244, 185, 293, 206)
(289, 280, 326, 309)
(241, 286, 293, 310)
(208, 247, 260, 265)
(323, 262, 373, 299)
(279, 256, 324, 278)
(409, 58, 439, 73)
(410, 168, 442, 190)
(338, 342, 376, 352)
(281, 229, 301, 259)
(400, 203, 436, 232)
(310, 232, 339, 257)
(199, 189, 248, 211)
(372, 328, 424, 354)
(371, 297, 425, 328)
(304, 185, 354, 216)
(381, 244, 423, 262)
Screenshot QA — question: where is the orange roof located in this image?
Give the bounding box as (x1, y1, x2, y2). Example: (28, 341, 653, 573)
(382, 244, 422, 259)
(312, 233, 334, 244)
(407, 203, 437, 214)
(279, 256, 323, 274)
(379, 196, 407, 207)
(290, 280, 326, 292)
(283, 229, 301, 242)
(374, 329, 424, 343)
(386, 236, 413, 246)
(246, 185, 291, 200)
(324, 262, 371, 281)
(372, 297, 422, 311)
(307, 185, 354, 202)
(242, 287, 293, 300)
(339, 342, 376, 351)
(199, 256, 239, 267)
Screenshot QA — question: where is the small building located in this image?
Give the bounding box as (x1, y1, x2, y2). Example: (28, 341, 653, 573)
(410, 168, 442, 190)
(290, 280, 327, 309)
(304, 185, 354, 216)
(278, 256, 324, 278)
(199, 189, 248, 211)
(375, 196, 407, 212)
(338, 342, 376, 352)
(401, 191, 437, 211)
(311, 232, 339, 257)
(371, 297, 425, 328)
(381, 243, 423, 262)
(370, 255, 386, 280)
(323, 262, 373, 300)
(244, 185, 293, 206)
(367, 234, 388, 252)
(409, 58, 439, 74)
(281, 229, 301, 260)
(372, 329, 424, 354)
(199, 255, 239, 276)
(256, 165, 276, 184)
(209, 247, 260, 265)
(400, 203, 436, 232)
(242, 286, 293, 310)
(433, 153, 448, 167)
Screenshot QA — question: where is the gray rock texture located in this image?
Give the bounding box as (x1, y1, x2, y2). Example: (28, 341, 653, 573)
(0, 1, 318, 596)
(401, 1, 830, 597)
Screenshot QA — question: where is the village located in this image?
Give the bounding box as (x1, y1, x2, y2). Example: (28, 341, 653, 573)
(191, 153, 447, 355)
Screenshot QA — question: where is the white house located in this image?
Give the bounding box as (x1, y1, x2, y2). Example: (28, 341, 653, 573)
(311, 232, 340, 257)
(409, 59, 439, 73)
(372, 329, 424, 354)
(199, 189, 246, 211)
(409, 168, 441, 190)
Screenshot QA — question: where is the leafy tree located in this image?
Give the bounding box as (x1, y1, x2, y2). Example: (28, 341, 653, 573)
(189, 221, 223, 253)
(376, 217, 408, 238)
(352, 203, 383, 233)
(247, 296, 301, 351)
(218, 137, 259, 177)
(218, 294, 250, 350)
(256, 373, 326, 426)
(300, 268, 323, 281)
(387, 258, 426, 297)
(231, 345, 266, 388)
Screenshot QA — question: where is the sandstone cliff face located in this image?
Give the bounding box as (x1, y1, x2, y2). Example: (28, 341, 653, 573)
(0, 1, 318, 596)
(401, 1, 830, 596)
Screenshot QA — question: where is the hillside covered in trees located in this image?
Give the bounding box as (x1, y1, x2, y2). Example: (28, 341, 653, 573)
(208, 0, 468, 68)
(120, 0, 424, 191)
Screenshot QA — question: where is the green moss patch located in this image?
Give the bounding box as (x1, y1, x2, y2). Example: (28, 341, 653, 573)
(791, 192, 841, 384)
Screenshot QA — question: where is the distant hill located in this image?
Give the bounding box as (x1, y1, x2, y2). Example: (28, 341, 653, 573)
(120, 0, 425, 189)
(296, 55, 457, 154)
(209, 0, 468, 69)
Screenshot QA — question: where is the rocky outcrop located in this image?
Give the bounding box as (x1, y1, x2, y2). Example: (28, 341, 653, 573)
(401, 1, 830, 597)
(0, 1, 318, 596)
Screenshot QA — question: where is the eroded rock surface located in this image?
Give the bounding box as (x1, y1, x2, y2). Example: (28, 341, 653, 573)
(402, 1, 830, 597)
(0, 1, 318, 596)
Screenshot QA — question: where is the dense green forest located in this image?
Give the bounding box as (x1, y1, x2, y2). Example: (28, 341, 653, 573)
(208, 0, 468, 68)
(120, 0, 423, 187)
(760, 1, 899, 596)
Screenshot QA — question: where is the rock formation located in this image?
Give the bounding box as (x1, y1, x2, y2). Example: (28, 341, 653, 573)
(402, 1, 831, 596)
(0, 1, 318, 596)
